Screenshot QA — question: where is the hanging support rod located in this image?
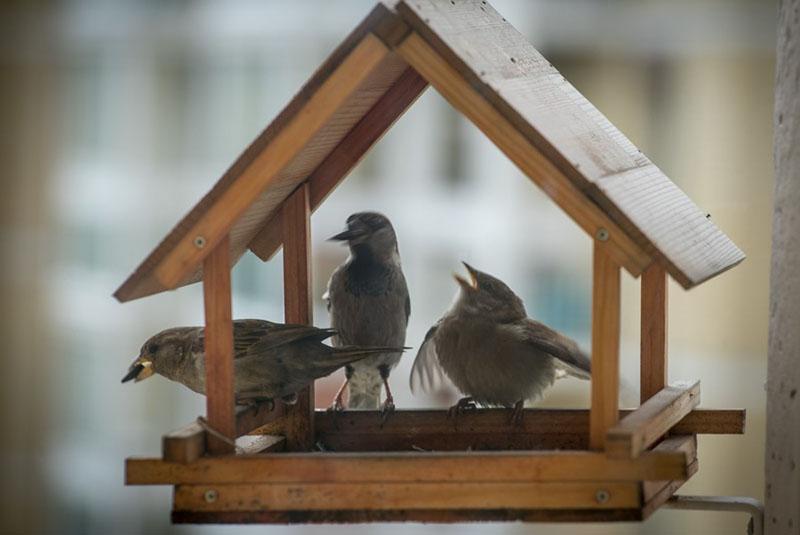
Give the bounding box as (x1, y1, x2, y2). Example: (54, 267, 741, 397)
(663, 495, 764, 535)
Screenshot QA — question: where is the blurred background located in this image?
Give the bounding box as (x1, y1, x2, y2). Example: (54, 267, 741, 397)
(0, 0, 775, 534)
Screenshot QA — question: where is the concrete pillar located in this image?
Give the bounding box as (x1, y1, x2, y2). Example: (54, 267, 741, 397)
(766, 1, 800, 533)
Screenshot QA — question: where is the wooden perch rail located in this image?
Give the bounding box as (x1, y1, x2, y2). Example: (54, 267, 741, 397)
(309, 407, 742, 452)
(159, 407, 744, 461)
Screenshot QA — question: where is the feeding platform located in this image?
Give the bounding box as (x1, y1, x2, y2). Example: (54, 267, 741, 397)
(117, 0, 746, 525)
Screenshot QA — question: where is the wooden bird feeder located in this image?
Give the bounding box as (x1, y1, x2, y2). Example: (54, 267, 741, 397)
(117, 0, 747, 524)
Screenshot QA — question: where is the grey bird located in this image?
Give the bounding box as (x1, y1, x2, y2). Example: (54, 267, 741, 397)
(410, 262, 591, 423)
(121, 319, 403, 406)
(324, 212, 410, 415)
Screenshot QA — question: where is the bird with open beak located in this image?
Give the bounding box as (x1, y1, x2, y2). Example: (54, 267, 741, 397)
(410, 262, 591, 423)
(122, 319, 404, 406)
(324, 212, 410, 418)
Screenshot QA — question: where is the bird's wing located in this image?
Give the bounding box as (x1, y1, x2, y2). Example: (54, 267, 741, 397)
(409, 321, 449, 394)
(228, 320, 336, 359)
(507, 319, 592, 380)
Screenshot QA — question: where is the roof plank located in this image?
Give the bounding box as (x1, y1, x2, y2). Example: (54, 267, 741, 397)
(248, 66, 428, 262)
(115, 5, 409, 302)
(395, 31, 651, 276)
(395, 0, 744, 287)
(116, 0, 745, 302)
(148, 36, 392, 291)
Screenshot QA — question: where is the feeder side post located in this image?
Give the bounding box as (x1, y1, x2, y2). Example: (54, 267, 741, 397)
(590, 241, 621, 450)
(282, 182, 314, 451)
(203, 233, 236, 454)
(641, 262, 668, 403)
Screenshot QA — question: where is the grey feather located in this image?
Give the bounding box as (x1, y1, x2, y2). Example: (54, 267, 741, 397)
(410, 263, 590, 407)
(506, 319, 591, 380)
(122, 319, 403, 403)
(325, 212, 409, 409)
(409, 322, 450, 394)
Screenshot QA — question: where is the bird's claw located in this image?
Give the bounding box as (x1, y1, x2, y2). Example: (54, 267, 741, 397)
(327, 399, 345, 413)
(509, 400, 525, 426)
(379, 399, 396, 427)
(326, 399, 346, 430)
(447, 397, 477, 420)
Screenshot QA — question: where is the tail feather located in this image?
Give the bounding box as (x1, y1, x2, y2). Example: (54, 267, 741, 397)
(553, 349, 591, 381)
(333, 345, 405, 358)
(328, 346, 407, 409)
(322, 345, 405, 369)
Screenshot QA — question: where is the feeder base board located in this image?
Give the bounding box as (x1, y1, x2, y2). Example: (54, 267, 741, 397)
(172, 508, 644, 524)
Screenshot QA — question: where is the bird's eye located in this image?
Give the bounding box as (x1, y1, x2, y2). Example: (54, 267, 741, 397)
(148, 343, 159, 354)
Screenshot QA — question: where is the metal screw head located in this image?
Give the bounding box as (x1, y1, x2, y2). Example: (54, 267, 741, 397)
(204, 489, 218, 503)
(194, 236, 207, 249)
(595, 489, 610, 504)
(596, 228, 609, 241)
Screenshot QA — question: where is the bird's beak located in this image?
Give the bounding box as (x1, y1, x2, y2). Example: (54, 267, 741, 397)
(121, 357, 154, 383)
(454, 262, 478, 291)
(328, 228, 366, 242)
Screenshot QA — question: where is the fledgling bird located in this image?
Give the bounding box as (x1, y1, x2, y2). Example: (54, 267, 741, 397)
(121, 319, 403, 406)
(324, 212, 410, 415)
(410, 262, 591, 423)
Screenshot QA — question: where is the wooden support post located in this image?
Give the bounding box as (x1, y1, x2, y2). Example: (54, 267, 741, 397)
(641, 262, 668, 403)
(202, 234, 236, 455)
(282, 183, 314, 451)
(590, 241, 621, 450)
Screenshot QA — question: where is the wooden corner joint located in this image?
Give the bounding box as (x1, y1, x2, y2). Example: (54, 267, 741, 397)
(605, 381, 700, 459)
(640, 434, 699, 517)
(162, 401, 288, 463)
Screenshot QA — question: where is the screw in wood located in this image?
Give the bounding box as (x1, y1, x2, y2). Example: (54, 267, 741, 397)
(595, 489, 610, 504)
(194, 235, 207, 249)
(204, 489, 218, 503)
(596, 228, 609, 241)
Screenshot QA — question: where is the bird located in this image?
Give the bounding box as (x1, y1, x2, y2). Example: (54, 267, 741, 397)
(324, 212, 410, 416)
(410, 262, 591, 423)
(121, 319, 404, 407)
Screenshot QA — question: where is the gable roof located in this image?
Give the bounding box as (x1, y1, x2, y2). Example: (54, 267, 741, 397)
(115, 0, 743, 303)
